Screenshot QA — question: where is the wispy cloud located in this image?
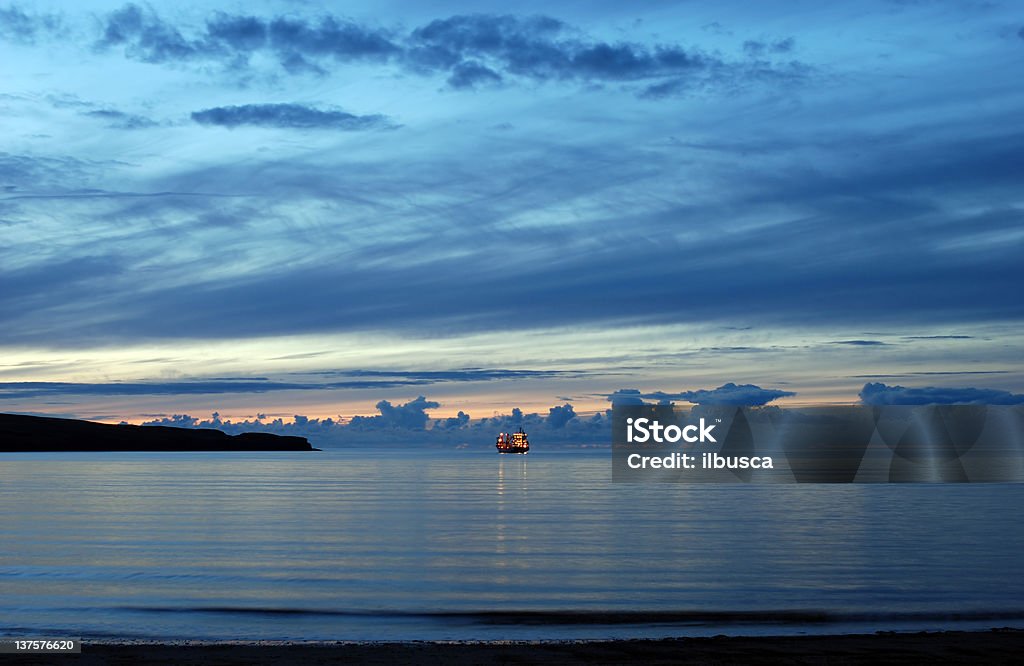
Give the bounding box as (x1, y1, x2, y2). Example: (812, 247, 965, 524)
(0, 378, 422, 399)
(0, 368, 587, 399)
(83, 109, 159, 129)
(0, 4, 63, 44)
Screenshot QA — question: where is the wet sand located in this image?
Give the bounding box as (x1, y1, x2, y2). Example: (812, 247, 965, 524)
(7, 629, 1023, 664)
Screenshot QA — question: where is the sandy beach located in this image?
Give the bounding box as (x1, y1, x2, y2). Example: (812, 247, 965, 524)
(6, 629, 1023, 665)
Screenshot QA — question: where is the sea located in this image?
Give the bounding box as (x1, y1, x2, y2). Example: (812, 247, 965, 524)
(1, 448, 1022, 642)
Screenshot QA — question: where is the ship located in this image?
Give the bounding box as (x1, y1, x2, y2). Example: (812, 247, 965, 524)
(496, 427, 530, 454)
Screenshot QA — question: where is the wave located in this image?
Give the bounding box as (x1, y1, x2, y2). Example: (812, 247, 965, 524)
(114, 607, 1024, 626)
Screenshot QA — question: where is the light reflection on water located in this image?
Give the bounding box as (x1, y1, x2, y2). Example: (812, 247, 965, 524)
(0, 449, 1022, 640)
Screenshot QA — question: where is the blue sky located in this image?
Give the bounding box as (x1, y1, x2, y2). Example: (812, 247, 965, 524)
(2, 1, 1023, 423)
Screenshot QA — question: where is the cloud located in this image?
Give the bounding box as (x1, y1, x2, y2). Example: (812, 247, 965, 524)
(263, 15, 399, 62)
(140, 400, 614, 448)
(675, 383, 795, 405)
(311, 369, 584, 381)
(0, 378, 423, 400)
(446, 60, 502, 89)
(608, 389, 646, 406)
(5, 129, 1024, 346)
(902, 335, 973, 340)
(143, 411, 343, 438)
(546, 403, 576, 428)
(190, 103, 392, 130)
(82, 6, 804, 96)
(348, 395, 440, 430)
(96, 4, 399, 67)
(406, 14, 721, 91)
(618, 383, 795, 406)
(0, 152, 109, 191)
(742, 37, 795, 57)
(0, 4, 62, 44)
(830, 340, 888, 346)
(204, 13, 267, 52)
(435, 410, 470, 429)
(859, 382, 1024, 405)
(83, 109, 158, 130)
(97, 3, 202, 63)
(852, 371, 1009, 378)
(0, 368, 582, 399)
(96, 4, 394, 69)
(2, 6, 1022, 354)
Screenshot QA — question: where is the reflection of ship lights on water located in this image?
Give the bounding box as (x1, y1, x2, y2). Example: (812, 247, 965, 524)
(496, 427, 530, 454)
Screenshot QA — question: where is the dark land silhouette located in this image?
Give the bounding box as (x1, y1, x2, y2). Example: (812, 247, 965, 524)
(0, 413, 315, 452)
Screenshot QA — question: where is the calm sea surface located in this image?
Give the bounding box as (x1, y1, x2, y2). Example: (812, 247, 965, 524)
(1, 449, 1022, 641)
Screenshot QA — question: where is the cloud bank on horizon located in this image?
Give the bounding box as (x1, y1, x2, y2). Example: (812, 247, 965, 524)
(134, 381, 1024, 448)
(1, 1, 1022, 420)
(859, 382, 1024, 406)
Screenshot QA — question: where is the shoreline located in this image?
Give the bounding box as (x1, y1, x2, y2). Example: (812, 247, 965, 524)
(6, 629, 1023, 664)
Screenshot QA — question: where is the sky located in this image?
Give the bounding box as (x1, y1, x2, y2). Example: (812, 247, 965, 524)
(2, 0, 1023, 426)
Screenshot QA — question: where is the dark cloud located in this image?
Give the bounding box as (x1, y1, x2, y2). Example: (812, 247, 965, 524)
(852, 371, 1009, 378)
(830, 340, 888, 346)
(83, 109, 158, 130)
(678, 383, 795, 406)
(3, 9, 1023, 350)
(142, 412, 342, 438)
(0, 367, 578, 399)
(435, 410, 470, 429)
(639, 58, 808, 99)
(902, 335, 973, 340)
(98, 3, 201, 62)
(608, 389, 645, 406)
(638, 78, 690, 99)
(0, 4, 62, 44)
(859, 382, 1024, 405)
(139, 400, 613, 447)
(311, 369, 584, 381)
(348, 395, 440, 430)
(204, 13, 267, 51)
(743, 37, 795, 57)
(447, 60, 502, 89)
(264, 15, 399, 61)
(0, 378, 424, 400)
(83, 6, 798, 96)
(5, 127, 1024, 345)
(96, 4, 401, 67)
(546, 403, 576, 428)
(621, 383, 796, 406)
(408, 14, 711, 86)
(774, 37, 795, 52)
(191, 103, 392, 130)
